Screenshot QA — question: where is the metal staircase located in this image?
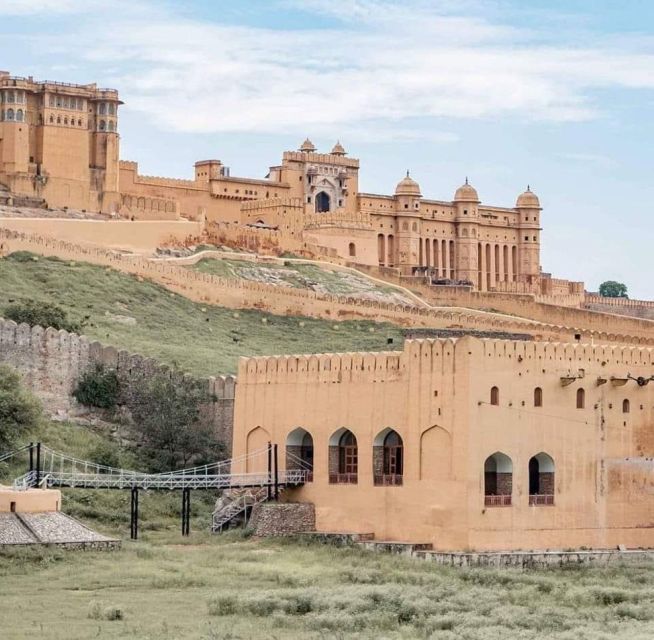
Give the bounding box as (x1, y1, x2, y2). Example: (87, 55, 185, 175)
(211, 487, 269, 532)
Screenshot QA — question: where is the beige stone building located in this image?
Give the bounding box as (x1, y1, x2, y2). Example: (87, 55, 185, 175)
(0, 71, 121, 213)
(232, 337, 654, 551)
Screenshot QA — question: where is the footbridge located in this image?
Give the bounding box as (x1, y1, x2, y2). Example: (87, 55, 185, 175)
(1, 443, 310, 538)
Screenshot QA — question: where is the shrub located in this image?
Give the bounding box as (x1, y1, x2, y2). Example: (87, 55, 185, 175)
(73, 365, 120, 409)
(4, 300, 82, 333)
(0, 365, 41, 450)
(87, 440, 121, 468)
(207, 595, 237, 616)
(88, 601, 124, 621)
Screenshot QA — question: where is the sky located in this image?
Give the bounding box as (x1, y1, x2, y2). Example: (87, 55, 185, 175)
(2, 0, 654, 297)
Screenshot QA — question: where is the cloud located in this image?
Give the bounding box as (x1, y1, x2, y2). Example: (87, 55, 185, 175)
(4, 0, 654, 138)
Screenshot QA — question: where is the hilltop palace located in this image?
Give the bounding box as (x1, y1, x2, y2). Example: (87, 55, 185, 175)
(4, 72, 654, 553)
(0, 71, 582, 297)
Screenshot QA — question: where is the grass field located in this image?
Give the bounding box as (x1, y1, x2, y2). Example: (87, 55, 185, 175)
(0, 252, 405, 376)
(3, 533, 654, 640)
(3, 424, 654, 639)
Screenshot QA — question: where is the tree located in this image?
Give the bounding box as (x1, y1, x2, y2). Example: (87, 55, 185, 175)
(599, 281, 628, 299)
(126, 373, 224, 472)
(0, 365, 42, 452)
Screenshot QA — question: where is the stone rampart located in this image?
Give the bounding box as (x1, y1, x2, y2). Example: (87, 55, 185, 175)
(585, 294, 654, 321)
(1, 228, 654, 347)
(0, 317, 235, 446)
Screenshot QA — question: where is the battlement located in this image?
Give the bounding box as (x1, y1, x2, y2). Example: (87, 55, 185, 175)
(237, 335, 654, 386)
(283, 151, 359, 169)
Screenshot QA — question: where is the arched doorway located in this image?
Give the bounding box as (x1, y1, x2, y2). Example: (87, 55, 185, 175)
(315, 191, 331, 213)
(528, 453, 554, 505)
(329, 428, 357, 484)
(373, 428, 403, 485)
(285, 427, 314, 481)
(484, 452, 512, 506)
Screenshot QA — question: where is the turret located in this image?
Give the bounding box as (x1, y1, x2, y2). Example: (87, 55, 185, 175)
(394, 172, 422, 269)
(453, 178, 480, 287)
(516, 186, 542, 285)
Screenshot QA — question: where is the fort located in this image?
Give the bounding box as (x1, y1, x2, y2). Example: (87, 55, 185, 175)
(1, 70, 654, 553)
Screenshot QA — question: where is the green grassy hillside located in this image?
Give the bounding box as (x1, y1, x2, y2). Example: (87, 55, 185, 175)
(191, 256, 413, 304)
(0, 252, 404, 376)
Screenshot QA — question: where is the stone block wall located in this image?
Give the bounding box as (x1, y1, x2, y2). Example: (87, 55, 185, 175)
(0, 317, 236, 447)
(248, 502, 315, 536)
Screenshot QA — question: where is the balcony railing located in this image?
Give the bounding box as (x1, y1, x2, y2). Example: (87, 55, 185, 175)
(484, 494, 512, 507)
(329, 473, 358, 485)
(529, 494, 554, 506)
(374, 474, 403, 486)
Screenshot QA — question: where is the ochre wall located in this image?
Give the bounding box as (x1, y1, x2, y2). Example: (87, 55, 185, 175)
(0, 218, 203, 252)
(0, 486, 61, 513)
(232, 337, 654, 551)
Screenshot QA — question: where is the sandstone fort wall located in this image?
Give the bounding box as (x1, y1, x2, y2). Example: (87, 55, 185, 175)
(0, 218, 204, 252)
(2, 228, 654, 348)
(0, 317, 235, 447)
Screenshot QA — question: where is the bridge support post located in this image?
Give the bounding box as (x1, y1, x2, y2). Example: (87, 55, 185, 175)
(273, 444, 279, 501)
(130, 487, 139, 540)
(28, 442, 34, 475)
(267, 442, 272, 501)
(35, 442, 41, 487)
(181, 488, 191, 536)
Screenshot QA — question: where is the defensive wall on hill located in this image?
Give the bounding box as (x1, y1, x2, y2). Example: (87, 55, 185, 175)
(585, 294, 654, 321)
(2, 228, 654, 348)
(0, 317, 235, 448)
(0, 217, 204, 252)
(351, 264, 654, 345)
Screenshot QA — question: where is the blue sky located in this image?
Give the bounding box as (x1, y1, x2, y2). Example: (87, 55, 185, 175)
(2, 0, 654, 297)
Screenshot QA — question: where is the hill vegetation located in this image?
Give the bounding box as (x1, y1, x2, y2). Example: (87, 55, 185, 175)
(0, 252, 405, 376)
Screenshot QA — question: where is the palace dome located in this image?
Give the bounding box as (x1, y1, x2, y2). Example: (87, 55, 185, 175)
(299, 138, 316, 152)
(331, 141, 346, 156)
(395, 171, 421, 197)
(516, 186, 541, 209)
(453, 179, 479, 202)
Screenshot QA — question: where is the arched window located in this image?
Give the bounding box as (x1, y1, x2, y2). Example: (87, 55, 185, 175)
(99, 103, 107, 115)
(108, 121, 115, 132)
(15, 109, 23, 122)
(108, 103, 115, 115)
(528, 453, 554, 505)
(534, 387, 543, 407)
(49, 114, 54, 124)
(99, 120, 106, 131)
(373, 429, 403, 486)
(484, 452, 512, 506)
(623, 399, 630, 414)
(348, 242, 356, 257)
(56, 116, 61, 124)
(6, 109, 14, 121)
(490, 386, 499, 406)
(64, 117, 68, 125)
(7, 92, 15, 103)
(285, 427, 313, 482)
(315, 191, 330, 213)
(329, 428, 357, 484)
(576, 388, 585, 409)
(78, 119, 82, 127)
(49, 96, 55, 107)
